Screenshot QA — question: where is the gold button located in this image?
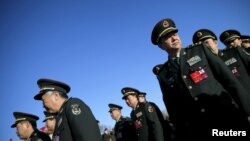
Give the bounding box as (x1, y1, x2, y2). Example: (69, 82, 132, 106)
(183, 75, 187, 79)
(201, 108, 205, 113)
(194, 97, 198, 101)
(188, 86, 192, 89)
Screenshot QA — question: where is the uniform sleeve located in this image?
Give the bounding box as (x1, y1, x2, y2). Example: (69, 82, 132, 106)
(144, 103, 164, 141)
(66, 98, 102, 141)
(203, 45, 250, 115)
(237, 47, 250, 74)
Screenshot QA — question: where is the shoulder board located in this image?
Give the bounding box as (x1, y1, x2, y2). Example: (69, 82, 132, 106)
(152, 64, 164, 75)
(242, 48, 250, 56)
(186, 42, 202, 48)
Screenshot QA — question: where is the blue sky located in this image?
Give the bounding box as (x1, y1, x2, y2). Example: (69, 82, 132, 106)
(1, 0, 250, 140)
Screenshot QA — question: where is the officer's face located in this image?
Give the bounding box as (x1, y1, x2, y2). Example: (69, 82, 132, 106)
(110, 109, 121, 120)
(16, 121, 30, 140)
(125, 95, 138, 108)
(42, 91, 59, 113)
(202, 38, 219, 54)
(227, 38, 242, 48)
(242, 40, 250, 48)
(158, 32, 182, 53)
(138, 95, 146, 103)
(45, 118, 56, 134)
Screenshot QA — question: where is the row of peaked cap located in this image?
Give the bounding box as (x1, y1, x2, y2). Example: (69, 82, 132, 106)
(192, 29, 249, 44)
(121, 87, 146, 99)
(11, 111, 57, 128)
(150, 17, 247, 46)
(34, 78, 71, 100)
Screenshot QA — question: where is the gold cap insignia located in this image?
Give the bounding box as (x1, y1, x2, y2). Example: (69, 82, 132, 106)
(162, 20, 169, 28)
(197, 32, 202, 38)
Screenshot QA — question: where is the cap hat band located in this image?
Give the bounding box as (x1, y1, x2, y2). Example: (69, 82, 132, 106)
(40, 87, 55, 91)
(45, 116, 55, 120)
(16, 118, 26, 122)
(199, 35, 216, 41)
(156, 27, 176, 43)
(40, 86, 67, 94)
(125, 91, 137, 95)
(242, 39, 250, 42)
(224, 35, 240, 43)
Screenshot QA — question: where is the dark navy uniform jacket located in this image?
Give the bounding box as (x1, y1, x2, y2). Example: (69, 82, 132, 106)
(220, 47, 250, 94)
(148, 101, 173, 141)
(155, 44, 250, 138)
(245, 48, 250, 53)
(114, 116, 137, 141)
(29, 129, 51, 141)
(130, 102, 164, 141)
(53, 97, 102, 141)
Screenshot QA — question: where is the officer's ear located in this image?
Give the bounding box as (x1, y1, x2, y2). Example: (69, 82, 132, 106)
(53, 91, 61, 100)
(214, 40, 218, 45)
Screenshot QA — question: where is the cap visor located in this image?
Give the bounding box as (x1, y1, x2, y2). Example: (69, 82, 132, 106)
(11, 123, 17, 128)
(34, 92, 45, 100)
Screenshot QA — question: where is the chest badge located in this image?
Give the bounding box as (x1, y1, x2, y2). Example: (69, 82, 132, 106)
(187, 55, 201, 66)
(190, 68, 208, 83)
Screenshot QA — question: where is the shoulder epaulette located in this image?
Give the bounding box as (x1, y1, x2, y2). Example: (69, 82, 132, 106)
(186, 41, 202, 48)
(242, 48, 250, 56)
(152, 64, 164, 75)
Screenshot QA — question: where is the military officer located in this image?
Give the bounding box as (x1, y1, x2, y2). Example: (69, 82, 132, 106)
(193, 29, 250, 123)
(108, 103, 137, 141)
(220, 29, 242, 48)
(192, 29, 221, 55)
(34, 78, 102, 141)
(11, 112, 51, 141)
(193, 29, 250, 94)
(241, 35, 250, 53)
(121, 87, 165, 141)
(43, 111, 57, 139)
(151, 18, 250, 139)
(137, 92, 175, 140)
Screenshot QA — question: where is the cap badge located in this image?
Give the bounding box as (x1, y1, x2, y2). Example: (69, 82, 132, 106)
(162, 20, 169, 28)
(197, 32, 202, 38)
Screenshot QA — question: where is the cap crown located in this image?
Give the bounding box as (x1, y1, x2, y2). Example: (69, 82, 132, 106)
(11, 112, 39, 128)
(241, 35, 250, 41)
(151, 18, 178, 45)
(220, 29, 241, 43)
(121, 87, 140, 99)
(192, 29, 217, 43)
(34, 78, 70, 100)
(108, 103, 122, 112)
